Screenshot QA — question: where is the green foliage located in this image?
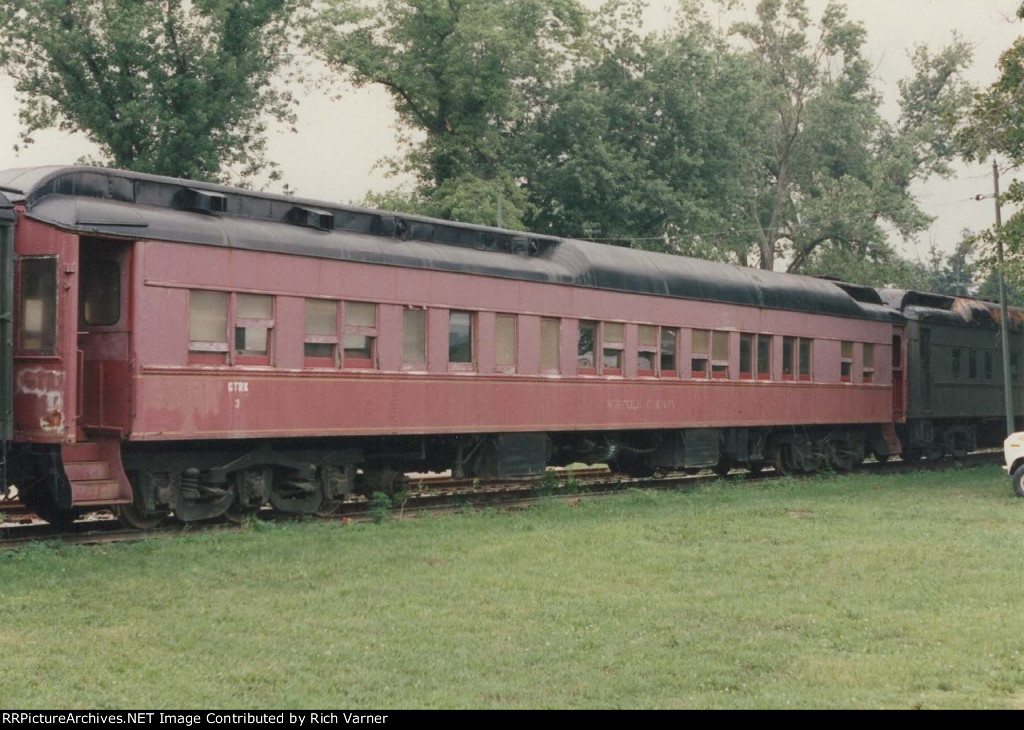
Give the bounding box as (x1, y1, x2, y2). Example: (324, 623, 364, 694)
(306, 0, 588, 224)
(729, 0, 974, 278)
(520, 9, 765, 261)
(954, 4, 1024, 288)
(367, 491, 393, 523)
(0, 0, 302, 183)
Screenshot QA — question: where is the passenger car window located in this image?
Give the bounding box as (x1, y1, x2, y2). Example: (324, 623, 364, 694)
(540, 318, 560, 372)
(81, 259, 120, 326)
(189, 290, 229, 353)
(304, 299, 338, 363)
(19, 257, 57, 354)
(449, 311, 473, 365)
(403, 308, 426, 366)
(637, 325, 657, 375)
(343, 301, 377, 367)
(603, 322, 624, 373)
(578, 321, 597, 373)
(235, 294, 273, 356)
(495, 314, 516, 371)
(660, 328, 678, 376)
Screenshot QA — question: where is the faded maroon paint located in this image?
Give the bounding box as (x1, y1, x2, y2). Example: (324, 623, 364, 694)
(126, 240, 895, 441)
(12, 216, 79, 443)
(130, 370, 892, 440)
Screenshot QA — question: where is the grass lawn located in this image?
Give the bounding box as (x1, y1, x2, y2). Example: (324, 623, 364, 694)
(1, 463, 1022, 709)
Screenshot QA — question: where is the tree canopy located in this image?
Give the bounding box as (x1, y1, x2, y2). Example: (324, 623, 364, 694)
(306, 0, 589, 228)
(960, 2, 1024, 287)
(308, 0, 974, 287)
(0, 0, 301, 183)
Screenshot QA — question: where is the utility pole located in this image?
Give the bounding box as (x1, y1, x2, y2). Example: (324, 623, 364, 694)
(992, 159, 1016, 436)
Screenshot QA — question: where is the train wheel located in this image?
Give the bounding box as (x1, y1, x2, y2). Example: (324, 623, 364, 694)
(19, 480, 79, 528)
(225, 468, 270, 523)
(747, 461, 765, 477)
(113, 502, 167, 530)
(1012, 464, 1024, 498)
(773, 446, 792, 476)
(832, 440, 864, 472)
(712, 458, 732, 478)
(223, 502, 260, 524)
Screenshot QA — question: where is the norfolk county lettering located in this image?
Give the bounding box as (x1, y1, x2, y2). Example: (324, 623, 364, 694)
(1, 714, 389, 725)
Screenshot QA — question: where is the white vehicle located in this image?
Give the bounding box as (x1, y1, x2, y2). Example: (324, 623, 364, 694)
(1004, 432, 1024, 497)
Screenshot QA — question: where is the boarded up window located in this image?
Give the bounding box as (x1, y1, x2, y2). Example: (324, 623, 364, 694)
(602, 322, 624, 372)
(189, 290, 228, 352)
(711, 331, 729, 378)
(540, 318, 560, 371)
(235, 294, 272, 356)
(343, 302, 377, 366)
(863, 342, 874, 382)
(495, 314, 516, 369)
(304, 299, 338, 361)
(403, 308, 426, 366)
(692, 329, 709, 378)
(840, 340, 853, 381)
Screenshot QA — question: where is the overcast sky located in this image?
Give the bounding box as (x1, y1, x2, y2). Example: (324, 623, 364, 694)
(0, 0, 1021, 262)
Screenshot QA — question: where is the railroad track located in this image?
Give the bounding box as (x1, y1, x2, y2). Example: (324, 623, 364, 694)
(0, 453, 1002, 549)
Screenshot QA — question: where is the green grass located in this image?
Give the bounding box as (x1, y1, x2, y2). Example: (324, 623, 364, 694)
(1, 464, 1023, 708)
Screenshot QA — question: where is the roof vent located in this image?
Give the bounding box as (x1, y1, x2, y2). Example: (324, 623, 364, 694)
(181, 188, 227, 214)
(372, 215, 411, 239)
(511, 236, 541, 257)
(287, 205, 334, 231)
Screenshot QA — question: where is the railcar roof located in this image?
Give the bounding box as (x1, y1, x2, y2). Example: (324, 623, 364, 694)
(0, 166, 901, 323)
(878, 288, 1024, 333)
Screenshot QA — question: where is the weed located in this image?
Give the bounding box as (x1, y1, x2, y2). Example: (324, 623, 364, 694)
(367, 491, 393, 523)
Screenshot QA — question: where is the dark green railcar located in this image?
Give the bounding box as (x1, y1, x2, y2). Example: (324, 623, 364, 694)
(880, 289, 1024, 459)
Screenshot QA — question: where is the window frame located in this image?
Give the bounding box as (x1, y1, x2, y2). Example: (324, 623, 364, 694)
(303, 298, 340, 368)
(18, 256, 59, 356)
(601, 322, 625, 376)
(540, 317, 561, 374)
(448, 310, 475, 371)
(711, 331, 729, 379)
(494, 313, 517, 374)
(233, 293, 275, 366)
(402, 307, 428, 370)
(637, 325, 658, 377)
(577, 320, 598, 375)
(840, 340, 853, 383)
(862, 342, 875, 383)
(342, 301, 378, 369)
(691, 329, 710, 379)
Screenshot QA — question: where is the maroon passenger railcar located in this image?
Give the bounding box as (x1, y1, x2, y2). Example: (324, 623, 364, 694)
(0, 166, 906, 526)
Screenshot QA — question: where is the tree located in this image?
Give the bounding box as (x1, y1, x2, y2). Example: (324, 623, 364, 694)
(730, 0, 973, 276)
(0, 0, 301, 183)
(305, 0, 588, 227)
(518, 4, 765, 262)
(960, 3, 1024, 286)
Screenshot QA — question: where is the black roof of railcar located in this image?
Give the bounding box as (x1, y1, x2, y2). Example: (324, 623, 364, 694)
(879, 288, 1024, 333)
(0, 166, 900, 323)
